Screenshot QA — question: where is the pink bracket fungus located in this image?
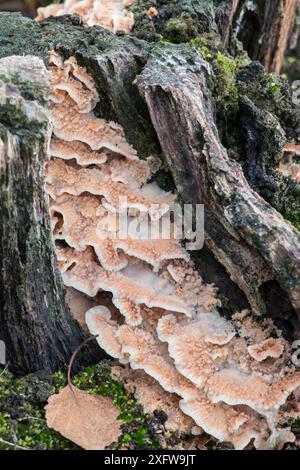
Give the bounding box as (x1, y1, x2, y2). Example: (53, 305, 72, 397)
(279, 143, 300, 183)
(44, 52, 300, 450)
(247, 338, 285, 362)
(37, 0, 136, 33)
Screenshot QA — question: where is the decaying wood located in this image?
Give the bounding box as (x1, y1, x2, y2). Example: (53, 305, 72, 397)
(0, 55, 102, 375)
(219, 0, 240, 46)
(266, 0, 298, 73)
(0, 8, 299, 374)
(234, 0, 298, 73)
(136, 48, 300, 319)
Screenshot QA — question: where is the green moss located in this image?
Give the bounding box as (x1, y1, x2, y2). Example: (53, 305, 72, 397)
(0, 96, 47, 146)
(268, 80, 280, 95)
(282, 211, 300, 232)
(189, 37, 213, 61)
(189, 40, 240, 115)
(214, 52, 239, 114)
(216, 52, 236, 73)
(70, 362, 161, 450)
(206, 59, 300, 230)
(292, 418, 300, 428)
(129, 0, 218, 43)
(164, 13, 200, 43)
(212, 52, 244, 159)
(238, 65, 300, 141)
(0, 369, 78, 450)
(0, 362, 160, 450)
(190, 32, 300, 231)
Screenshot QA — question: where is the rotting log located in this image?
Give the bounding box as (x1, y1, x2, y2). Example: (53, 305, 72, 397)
(129, 0, 298, 74)
(232, 0, 298, 73)
(0, 54, 103, 375)
(0, 10, 299, 373)
(135, 47, 300, 320)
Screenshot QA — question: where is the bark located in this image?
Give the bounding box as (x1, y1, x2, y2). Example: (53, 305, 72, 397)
(0, 55, 102, 375)
(135, 49, 300, 320)
(233, 0, 298, 73)
(0, 8, 299, 372)
(129, 1, 297, 73)
(218, 0, 240, 46)
(285, 1, 300, 81)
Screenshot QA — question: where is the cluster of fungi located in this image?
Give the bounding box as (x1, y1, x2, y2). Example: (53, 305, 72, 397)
(34, 0, 300, 450)
(37, 0, 136, 32)
(281, 143, 300, 184)
(44, 50, 300, 450)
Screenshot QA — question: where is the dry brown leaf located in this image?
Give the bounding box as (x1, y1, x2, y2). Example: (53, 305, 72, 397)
(45, 386, 122, 450)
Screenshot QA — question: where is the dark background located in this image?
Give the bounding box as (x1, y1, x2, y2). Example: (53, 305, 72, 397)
(0, 0, 59, 17)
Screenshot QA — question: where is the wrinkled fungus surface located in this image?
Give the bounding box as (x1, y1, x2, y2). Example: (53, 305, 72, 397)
(37, 0, 135, 33)
(44, 53, 300, 450)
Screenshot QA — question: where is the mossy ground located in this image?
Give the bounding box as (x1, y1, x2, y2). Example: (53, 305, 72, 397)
(54, 362, 161, 450)
(1, 362, 299, 450)
(0, 366, 77, 450)
(0, 362, 161, 450)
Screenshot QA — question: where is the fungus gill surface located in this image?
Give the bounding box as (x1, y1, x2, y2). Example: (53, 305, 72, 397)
(45, 52, 300, 450)
(36, 0, 136, 33)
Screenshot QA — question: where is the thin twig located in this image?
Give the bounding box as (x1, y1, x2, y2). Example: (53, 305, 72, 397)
(0, 362, 10, 378)
(22, 414, 45, 422)
(67, 335, 98, 393)
(0, 437, 30, 450)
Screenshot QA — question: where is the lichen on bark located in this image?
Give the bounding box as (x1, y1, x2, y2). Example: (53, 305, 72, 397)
(129, 0, 219, 42)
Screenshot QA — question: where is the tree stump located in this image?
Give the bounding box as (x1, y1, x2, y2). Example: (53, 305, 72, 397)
(0, 4, 299, 374)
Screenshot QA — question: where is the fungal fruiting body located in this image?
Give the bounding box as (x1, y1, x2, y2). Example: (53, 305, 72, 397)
(45, 52, 300, 450)
(36, 0, 135, 33)
(280, 144, 300, 183)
